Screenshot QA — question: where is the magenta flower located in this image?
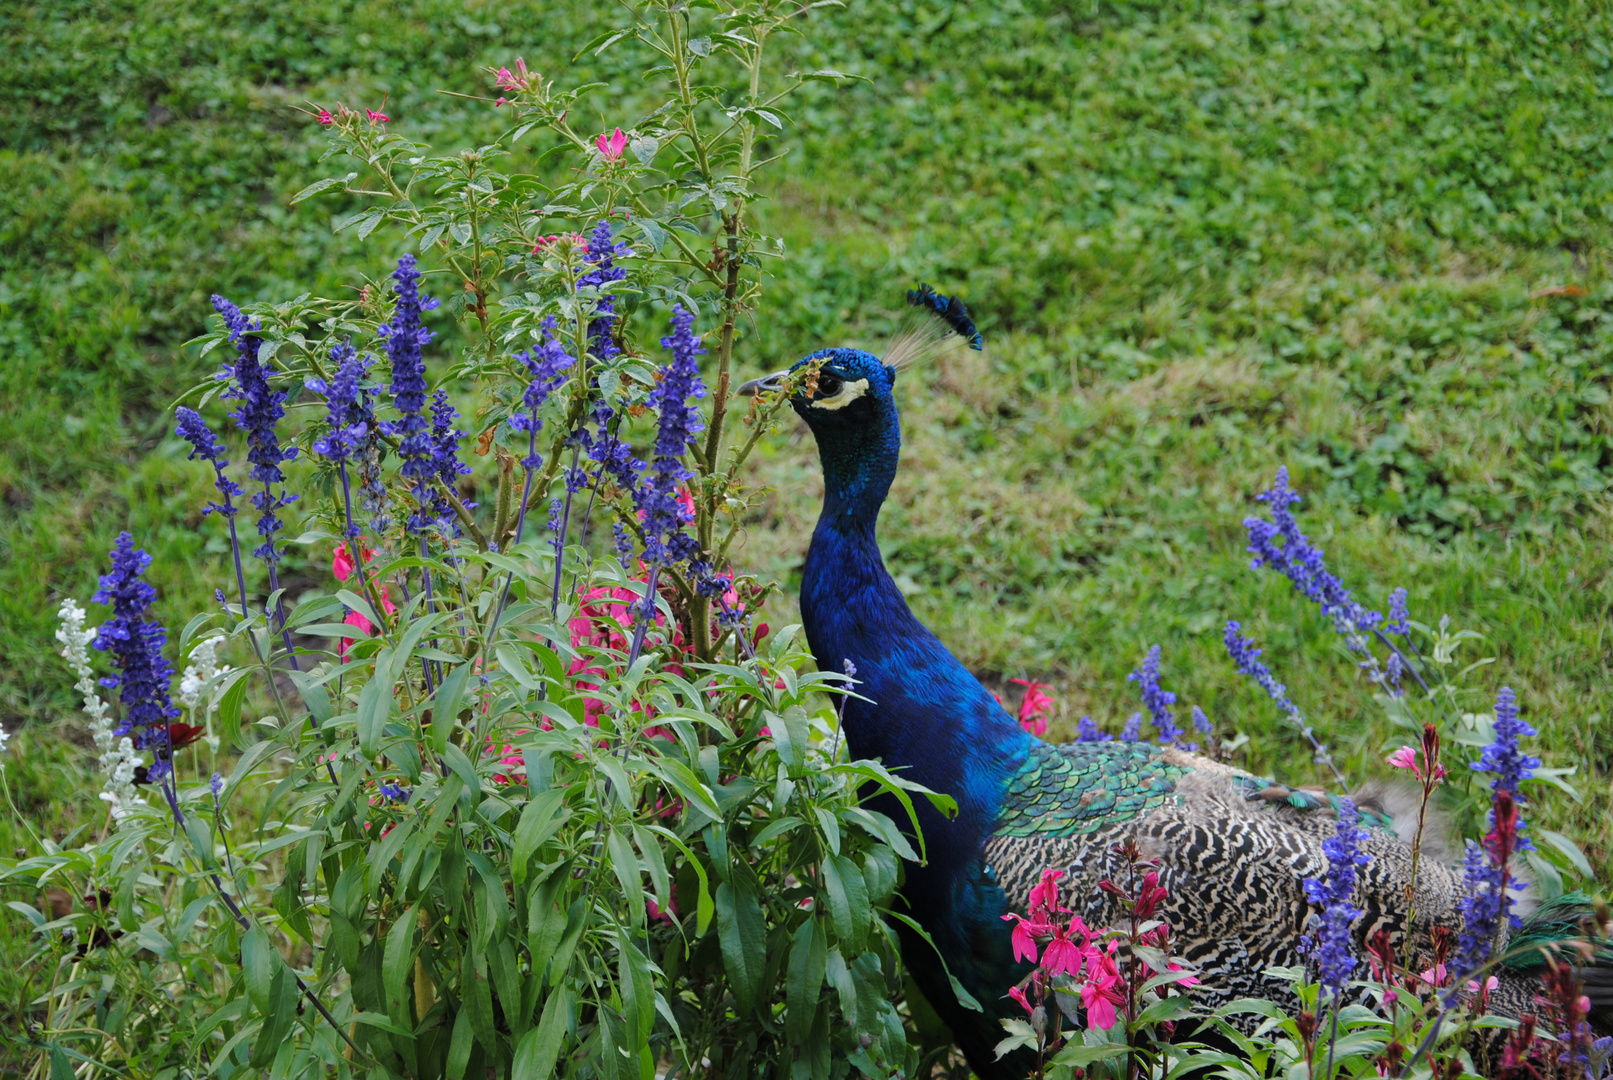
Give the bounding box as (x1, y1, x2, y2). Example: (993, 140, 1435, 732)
(1080, 946, 1126, 1030)
(1027, 867, 1067, 917)
(493, 58, 534, 93)
(1012, 677, 1055, 737)
(1040, 918, 1092, 979)
(317, 108, 334, 125)
(1008, 985, 1034, 1015)
(1386, 742, 1446, 781)
(366, 108, 390, 124)
(1001, 912, 1050, 965)
(595, 127, 627, 161)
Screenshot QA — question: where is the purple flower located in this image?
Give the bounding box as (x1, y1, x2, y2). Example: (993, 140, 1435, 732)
(210, 772, 226, 799)
(1474, 687, 1539, 800)
(377, 254, 440, 535)
(378, 782, 410, 803)
(1119, 713, 1143, 742)
(175, 407, 243, 520)
(1453, 838, 1505, 978)
(1302, 798, 1368, 993)
(585, 400, 645, 495)
(1127, 645, 1186, 746)
(578, 220, 629, 361)
(1245, 467, 1382, 641)
(1386, 587, 1410, 637)
(91, 533, 181, 783)
(212, 295, 298, 569)
(635, 305, 707, 581)
(306, 341, 372, 465)
(508, 320, 576, 469)
(611, 520, 634, 569)
(429, 389, 472, 528)
(1076, 716, 1112, 742)
(1191, 705, 1213, 737)
(1224, 620, 1345, 784)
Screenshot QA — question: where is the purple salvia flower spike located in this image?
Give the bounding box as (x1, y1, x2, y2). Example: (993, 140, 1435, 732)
(91, 533, 182, 785)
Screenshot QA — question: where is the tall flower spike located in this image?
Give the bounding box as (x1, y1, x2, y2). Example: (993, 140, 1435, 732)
(1474, 687, 1540, 825)
(1244, 467, 1383, 641)
(1076, 716, 1112, 743)
(1127, 645, 1187, 747)
(429, 389, 472, 530)
(307, 342, 375, 540)
(175, 405, 255, 615)
(636, 304, 707, 577)
(1302, 797, 1369, 995)
(91, 534, 182, 785)
(578, 220, 629, 361)
(1224, 620, 1348, 788)
(377, 254, 440, 535)
(506, 320, 576, 549)
(57, 598, 143, 819)
(212, 295, 298, 570)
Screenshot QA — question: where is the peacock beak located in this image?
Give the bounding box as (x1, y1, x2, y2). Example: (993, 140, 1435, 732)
(736, 371, 787, 397)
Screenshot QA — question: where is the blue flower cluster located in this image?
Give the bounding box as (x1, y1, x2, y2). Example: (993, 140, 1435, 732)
(1386, 587, 1410, 637)
(578, 220, 629, 361)
(636, 304, 707, 582)
(1245, 467, 1381, 640)
(508, 320, 576, 470)
(307, 341, 373, 466)
(1119, 713, 1142, 742)
(1454, 686, 1539, 979)
(1127, 645, 1188, 747)
(1302, 798, 1368, 994)
(175, 407, 243, 520)
(1223, 620, 1345, 784)
(1474, 686, 1540, 813)
(377, 254, 440, 535)
(1076, 716, 1112, 743)
(430, 389, 473, 528)
(91, 533, 181, 783)
(213, 295, 298, 568)
(378, 782, 411, 804)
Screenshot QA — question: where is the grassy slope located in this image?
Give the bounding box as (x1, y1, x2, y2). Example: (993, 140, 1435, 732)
(1, 0, 1610, 962)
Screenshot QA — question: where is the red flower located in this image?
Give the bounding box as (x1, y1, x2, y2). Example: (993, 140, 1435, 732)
(366, 108, 390, 124)
(166, 722, 207, 750)
(317, 109, 334, 125)
(1011, 677, 1055, 738)
(1008, 985, 1034, 1015)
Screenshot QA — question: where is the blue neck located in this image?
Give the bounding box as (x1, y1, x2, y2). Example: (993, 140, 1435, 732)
(798, 418, 1034, 886)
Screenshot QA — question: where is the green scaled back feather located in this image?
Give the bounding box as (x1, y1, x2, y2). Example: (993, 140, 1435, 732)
(994, 742, 1187, 838)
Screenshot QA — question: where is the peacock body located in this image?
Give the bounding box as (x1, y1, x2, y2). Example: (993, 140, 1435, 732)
(740, 316, 1603, 1076)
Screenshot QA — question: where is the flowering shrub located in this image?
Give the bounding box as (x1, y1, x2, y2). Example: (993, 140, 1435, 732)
(0, 4, 953, 1077)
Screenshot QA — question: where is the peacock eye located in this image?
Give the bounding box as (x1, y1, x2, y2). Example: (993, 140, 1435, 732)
(816, 373, 843, 398)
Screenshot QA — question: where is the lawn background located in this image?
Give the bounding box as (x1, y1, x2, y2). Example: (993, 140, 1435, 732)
(2, 0, 1610, 1004)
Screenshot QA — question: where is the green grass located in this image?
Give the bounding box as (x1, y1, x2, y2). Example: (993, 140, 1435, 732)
(4, 0, 1613, 1017)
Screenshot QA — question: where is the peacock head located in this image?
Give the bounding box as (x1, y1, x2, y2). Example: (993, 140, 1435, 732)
(737, 285, 981, 520)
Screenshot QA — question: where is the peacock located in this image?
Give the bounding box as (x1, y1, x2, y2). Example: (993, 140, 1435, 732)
(738, 291, 1610, 1076)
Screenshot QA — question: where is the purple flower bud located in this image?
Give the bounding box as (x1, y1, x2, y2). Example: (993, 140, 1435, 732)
(91, 533, 181, 782)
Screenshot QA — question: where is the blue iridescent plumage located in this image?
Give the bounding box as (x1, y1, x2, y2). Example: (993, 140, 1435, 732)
(906, 283, 983, 350)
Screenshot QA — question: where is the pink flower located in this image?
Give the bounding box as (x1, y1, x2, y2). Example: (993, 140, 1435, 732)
(595, 127, 627, 161)
(1008, 985, 1034, 1015)
(1419, 963, 1450, 988)
(531, 235, 560, 253)
(1027, 868, 1068, 920)
(1000, 912, 1050, 965)
(1040, 930, 1085, 979)
(1386, 742, 1447, 782)
(1167, 961, 1201, 987)
(1011, 678, 1055, 738)
(317, 109, 334, 126)
(1080, 950, 1125, 1031)
(493, 58, 534, 93)
(647, 894, 678, 925)
(1466, 975, 1499, 995)
(366, 109, 390, 124)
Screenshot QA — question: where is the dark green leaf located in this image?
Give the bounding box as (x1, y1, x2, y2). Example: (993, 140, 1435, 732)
(785, 918, 827, 1043)
(715, 879, 767, 1013)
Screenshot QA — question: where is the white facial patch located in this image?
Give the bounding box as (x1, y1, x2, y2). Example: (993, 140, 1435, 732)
(809, 377, 870, 410)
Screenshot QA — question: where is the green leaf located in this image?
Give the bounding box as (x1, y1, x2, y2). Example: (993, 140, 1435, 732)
(512, 985, 572, 1079)
(441, 743, 482, 800)
(247, 956, 299, 1067)
(633, 825, 670, 908)
(217, 669, 251, 751)
(618, 937, 655, 1047)
(357, 663, 395, 759)
(785, 918, 827, 1043)
(549, 899, 588, 988)
(382, 905, 418, 1030)
(1050, 1041, 1131, 1068)
(512, 789, 567, 885)
(716, 879, 767, 1013)
(432, 662, 473, 753)
(241, 924, 276, 1014)
(820, 855, 869, 954)
(607, 828, 645, 927)
(652, 758, 723, 824)
(1133, 995, 1197, 1026)
(881, 910, 983, 1012)
(1541, 829, 1596, 878)
(446, 1007, 475, 1080)
(291, 176, 347, 204)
